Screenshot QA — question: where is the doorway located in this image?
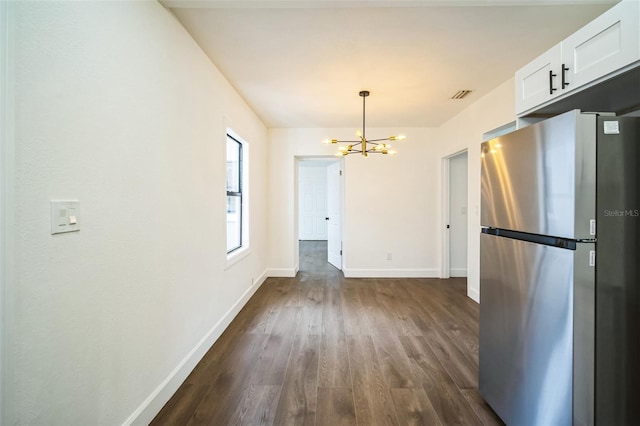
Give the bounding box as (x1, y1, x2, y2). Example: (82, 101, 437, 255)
(296, 157, 343, 272)
(442, 150, 468, 278)
(298, 161, 328, 241)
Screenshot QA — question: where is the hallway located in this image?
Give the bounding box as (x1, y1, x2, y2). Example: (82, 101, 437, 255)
(151, 241, 502, 425)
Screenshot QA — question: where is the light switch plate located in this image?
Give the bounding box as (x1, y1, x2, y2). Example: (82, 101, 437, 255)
(51, 200, 80, 234)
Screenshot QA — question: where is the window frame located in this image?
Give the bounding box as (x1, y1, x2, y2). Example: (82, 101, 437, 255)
(226, 133, 243, 254)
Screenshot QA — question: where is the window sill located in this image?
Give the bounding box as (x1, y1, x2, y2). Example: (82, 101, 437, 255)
(226, 246, 250, 270)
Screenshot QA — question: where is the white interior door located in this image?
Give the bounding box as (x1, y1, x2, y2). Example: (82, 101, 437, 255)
(298, 165, 328, 240)
(449, 152, 468, 277)
(326, 161, 342, 270)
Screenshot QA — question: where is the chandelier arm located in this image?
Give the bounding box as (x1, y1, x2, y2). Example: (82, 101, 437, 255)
(334, 140, 361, 143)
(366, 138, 390, 143)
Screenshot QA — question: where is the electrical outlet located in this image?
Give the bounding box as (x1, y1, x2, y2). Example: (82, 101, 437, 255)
(386, 252, 392, 261)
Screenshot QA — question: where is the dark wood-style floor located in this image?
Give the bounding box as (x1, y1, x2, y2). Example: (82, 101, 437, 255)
(151, 241, 503, 425)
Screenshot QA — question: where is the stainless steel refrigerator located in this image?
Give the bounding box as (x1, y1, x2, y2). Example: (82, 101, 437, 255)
(479, 109, 640, 426)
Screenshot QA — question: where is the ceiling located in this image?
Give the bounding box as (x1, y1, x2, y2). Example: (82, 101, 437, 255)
(163, 0, 618, 128)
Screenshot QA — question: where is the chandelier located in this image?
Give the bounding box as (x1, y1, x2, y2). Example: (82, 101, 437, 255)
(323, 90, 406, 157)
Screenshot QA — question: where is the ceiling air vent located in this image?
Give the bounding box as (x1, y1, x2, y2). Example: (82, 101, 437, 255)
(451, 90, 472, 99)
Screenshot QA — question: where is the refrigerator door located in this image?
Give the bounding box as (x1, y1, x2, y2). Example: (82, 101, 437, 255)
(480, 233, 576, 426)
(481, 110, 596, 240)
(595, 116, 640, 425)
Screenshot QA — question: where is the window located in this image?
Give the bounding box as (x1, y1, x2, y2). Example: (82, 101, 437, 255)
(226, 134, 243, 253)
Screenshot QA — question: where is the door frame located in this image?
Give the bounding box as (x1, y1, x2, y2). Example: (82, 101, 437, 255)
(325, 161, 342, 270)
(1, 2, 13, 422)
(440, 149, 468, 279)
(294, 156, 343, 272)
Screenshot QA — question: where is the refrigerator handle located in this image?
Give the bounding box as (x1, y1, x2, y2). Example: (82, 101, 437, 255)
(481, 227, 498, 236)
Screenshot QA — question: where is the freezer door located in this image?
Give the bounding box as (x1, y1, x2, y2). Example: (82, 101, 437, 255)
(480, 233, 583, 426)
(596, 116, 640, 424)
(481, 110, 596, 240)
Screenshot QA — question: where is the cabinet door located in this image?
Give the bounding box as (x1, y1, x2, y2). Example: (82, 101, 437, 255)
(562, 0, 640, 92)
(515, 43, 561, 116)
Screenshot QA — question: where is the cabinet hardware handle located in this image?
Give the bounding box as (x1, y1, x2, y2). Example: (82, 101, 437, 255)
(549, 70, 557, 95)
(325, 217, 330, 220)
(561, 64, 570, 89)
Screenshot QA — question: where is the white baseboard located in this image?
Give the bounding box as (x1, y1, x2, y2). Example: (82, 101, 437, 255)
(450, 268, 468, 277)
(468, 287, 480, 303)
(343, 268, 439, 278)
(124, 270, 268, 426)
(267, 268, 297, 277)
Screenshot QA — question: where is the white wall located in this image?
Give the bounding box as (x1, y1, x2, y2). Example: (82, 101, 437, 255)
(449, 151, 468, 277)
(437, 79, 516, 301)
(7, 2, 268, 424)
(268, 127, 440, 278)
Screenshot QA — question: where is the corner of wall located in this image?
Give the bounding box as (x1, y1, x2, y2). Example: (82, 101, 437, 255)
(124, 269, 269, 425)
(438, 77, 516, 307)
(267, 268, 297, 278)
(468, 287, 480, 304)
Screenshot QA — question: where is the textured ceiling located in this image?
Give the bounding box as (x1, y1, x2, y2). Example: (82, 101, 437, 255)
(164, 0, 618, 128)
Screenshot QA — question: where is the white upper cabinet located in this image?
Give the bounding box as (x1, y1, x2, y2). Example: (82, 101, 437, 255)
(562, 0, 640, 92)
(516, 0, 640, 116)
(515, 43, 562, 114)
